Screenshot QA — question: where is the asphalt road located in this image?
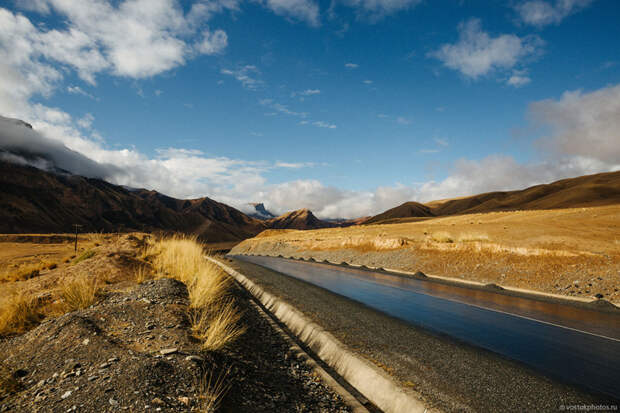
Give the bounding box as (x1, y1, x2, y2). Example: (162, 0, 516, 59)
(228, 255, 620, 412)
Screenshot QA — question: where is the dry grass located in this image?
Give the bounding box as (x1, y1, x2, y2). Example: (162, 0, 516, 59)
(59, 274, 99, 311)
(146, 235, 245, 351)
(0, 261, 58, 283)
(429, 231, 454, 243)
(0, 290, 44, 336)
(191, 300, 246, 351)
(197, 367, 231, 412)
(134, 265, 153, 284)
(73, 249, 96, 264)
(455, 232, 490, 242)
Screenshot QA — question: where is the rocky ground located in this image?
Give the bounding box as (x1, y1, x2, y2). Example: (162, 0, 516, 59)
(0, 277, 351, 412)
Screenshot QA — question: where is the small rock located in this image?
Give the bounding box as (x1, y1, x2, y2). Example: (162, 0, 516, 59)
(109, 398, 119, 406)
(61, 390, 72, 399)
(108, 357, 119, 363)
(185, 355, 203, 363)
(178, 396, 190, 406)
(159, 348, 178, 355)
(87, 376, 98, 381)
(82, 338, 90, 345)
(99, 362, 111, 369)
(152, 397, 165, 406)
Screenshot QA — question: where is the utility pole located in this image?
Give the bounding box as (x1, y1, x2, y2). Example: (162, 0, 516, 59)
(73, 224, 83, 253)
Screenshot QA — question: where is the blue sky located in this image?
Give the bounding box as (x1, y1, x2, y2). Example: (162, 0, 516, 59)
(1, 0, 619, 218)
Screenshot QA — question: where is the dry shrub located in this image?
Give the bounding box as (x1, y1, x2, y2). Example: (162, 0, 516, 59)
(0, 291, 44, 336)
(197, 367, 231, 412)
(60, 275, 99, 311)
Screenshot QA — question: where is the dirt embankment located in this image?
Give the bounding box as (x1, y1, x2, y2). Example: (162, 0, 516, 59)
(231, 206, 620, 304)
(0, 235, 352, 412)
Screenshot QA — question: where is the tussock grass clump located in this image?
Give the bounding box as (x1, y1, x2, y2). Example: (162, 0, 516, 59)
(197, 367, 231, 412)
(134, 265, 153, 284)
(191, 300, 246, 352)
(147, 235, 245, 351)
(0, 291, 44, 336)
(60, 275, 99, 311)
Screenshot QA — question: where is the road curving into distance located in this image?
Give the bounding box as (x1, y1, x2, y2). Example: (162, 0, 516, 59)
(230, 254, 620, 408)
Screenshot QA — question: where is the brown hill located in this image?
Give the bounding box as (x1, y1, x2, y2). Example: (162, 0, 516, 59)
(265, 208, 334, 230)
(364, 202, 434, 225)
(430, 171, 620, 216)
(365, 171, 620, 224)
(0, 161, 265, 242)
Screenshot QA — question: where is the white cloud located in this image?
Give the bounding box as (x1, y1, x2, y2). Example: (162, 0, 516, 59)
(259, 0, 320, 26)
(429, 18, 543, 81)
(300, 89, 321, 95)
(515, 0, 594, 27)
(530, 83, 620, 164)
(338, 0, 422, 21)
(274, 161, 315, 168)
(312, 120, 337, 129)
(0, 2, 234, 121)
(396, 116, 411, 125)
(195, 29, 228, 54)
(260, 98, 308, 117)
(434, 138, 448, 147)
(419, 149, 439, 154)
(67, 85, 96, 99)
(362, 79, 373, 84)
(76, 113, 94, 129)
(221, 65, 264, 90)
(507, 70, 531, 87)
(345, 62, 359, 68)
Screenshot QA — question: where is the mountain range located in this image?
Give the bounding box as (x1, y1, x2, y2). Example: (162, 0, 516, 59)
(1, 115, 619, 242)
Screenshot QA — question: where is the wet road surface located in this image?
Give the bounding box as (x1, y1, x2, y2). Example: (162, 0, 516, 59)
(233, 255, 620, 399)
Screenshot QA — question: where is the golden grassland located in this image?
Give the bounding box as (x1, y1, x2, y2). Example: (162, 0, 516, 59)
(232, 205, 620, 303)
(0, 233, 133, 336)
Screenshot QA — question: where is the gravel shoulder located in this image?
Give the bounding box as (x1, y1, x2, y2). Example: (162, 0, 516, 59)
(225, 257, 618, 413)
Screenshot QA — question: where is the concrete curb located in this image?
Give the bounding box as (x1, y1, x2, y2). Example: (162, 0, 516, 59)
(207, 257, 429, 413)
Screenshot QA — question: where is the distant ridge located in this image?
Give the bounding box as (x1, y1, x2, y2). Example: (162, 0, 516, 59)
(0, 161, 266, 242)
(265, 208, 334, 230)
(364, 202, 433, 225)
(365, 171, 620, 225)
